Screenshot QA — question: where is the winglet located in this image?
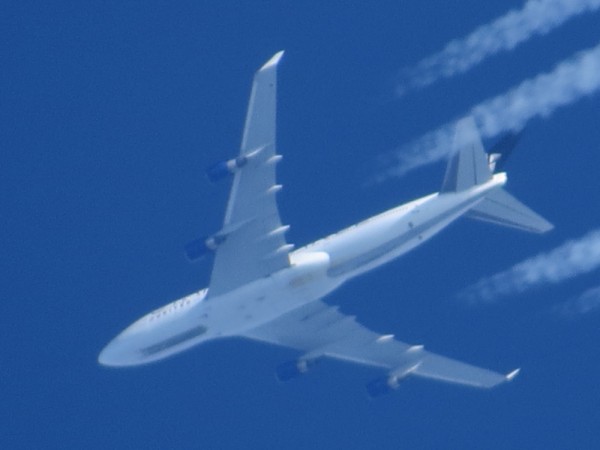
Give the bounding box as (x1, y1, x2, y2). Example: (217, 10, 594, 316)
(260, 51, 285, 71)
(505, 368, 521, 382)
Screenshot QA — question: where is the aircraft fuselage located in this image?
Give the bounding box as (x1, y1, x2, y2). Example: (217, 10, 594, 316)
(98, 172, 507, 367)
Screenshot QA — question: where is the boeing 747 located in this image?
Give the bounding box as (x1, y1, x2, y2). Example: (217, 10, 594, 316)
(99, 52, 552, 397)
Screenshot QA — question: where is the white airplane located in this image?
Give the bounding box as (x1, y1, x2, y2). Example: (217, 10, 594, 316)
(99, 51, 552, 397)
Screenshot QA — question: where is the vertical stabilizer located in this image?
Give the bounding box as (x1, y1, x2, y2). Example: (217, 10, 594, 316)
(441, 117, 491, 193)
(440, 117, 552, 234)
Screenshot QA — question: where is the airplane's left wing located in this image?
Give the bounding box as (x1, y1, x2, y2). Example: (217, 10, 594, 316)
(242, 301, 518, 394)
(208, 52, 291, 297)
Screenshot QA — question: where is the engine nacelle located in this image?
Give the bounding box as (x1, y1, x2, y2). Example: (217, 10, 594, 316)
(206, 156, 248, 183)
(366, 360, 422, 398)
(366, 376, 399, 398)
(276, 359, 317, 382)
(184, 235, 224, 261)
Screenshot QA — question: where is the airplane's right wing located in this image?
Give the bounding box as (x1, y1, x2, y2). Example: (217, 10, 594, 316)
(242, 301, 518, 394)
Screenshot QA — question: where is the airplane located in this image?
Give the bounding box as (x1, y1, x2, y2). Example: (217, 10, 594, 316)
(98, 51, 553, 397)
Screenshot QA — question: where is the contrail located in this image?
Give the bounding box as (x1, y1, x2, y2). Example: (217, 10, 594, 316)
(458, 229, 600, 303)
(386, 41, 600, 179)
(396, 0, 600, 96)
(556, 285, 600, 316)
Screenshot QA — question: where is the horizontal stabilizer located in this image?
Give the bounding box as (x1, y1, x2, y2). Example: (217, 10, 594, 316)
(468, 189, 553, 234)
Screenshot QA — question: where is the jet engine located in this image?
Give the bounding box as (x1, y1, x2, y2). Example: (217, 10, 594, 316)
(366, 360, 422, 398)
(276, 359, 317, 382)
(366, 375, 400, 398)
(206, 156, 248, 182)
(184, 235, 225, 261)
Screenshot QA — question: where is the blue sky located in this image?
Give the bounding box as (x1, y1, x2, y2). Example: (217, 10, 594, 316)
(2, 1, 600, 448)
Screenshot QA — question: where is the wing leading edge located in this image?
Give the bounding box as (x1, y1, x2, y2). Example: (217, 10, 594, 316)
(208, 52, 291, 298)
(242, 301, 518, 391)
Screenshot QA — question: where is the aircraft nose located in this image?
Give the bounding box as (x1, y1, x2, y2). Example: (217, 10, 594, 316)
(98, 337, 137, 367)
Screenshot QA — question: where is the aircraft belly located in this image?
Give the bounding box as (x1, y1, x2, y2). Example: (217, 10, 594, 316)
(99, 251, 340, 366)
(324, 194, 482, 280)
(341, 211, 462, 279)
(99, 191, 479, 368)
(208, 251, 340, 335)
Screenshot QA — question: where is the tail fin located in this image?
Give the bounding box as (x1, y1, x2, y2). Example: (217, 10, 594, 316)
(440, 117, 491, 193)
(441, 117, 553, 234)
(487, 130, 522, 172)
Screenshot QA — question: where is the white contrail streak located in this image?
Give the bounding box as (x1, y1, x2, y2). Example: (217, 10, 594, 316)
(556, 285, 600, 315)
(387, 41, 600, 179)
(397, 0, 600, 95)
(459, 229, 600, 303)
